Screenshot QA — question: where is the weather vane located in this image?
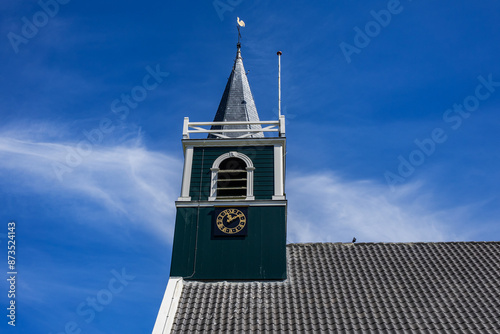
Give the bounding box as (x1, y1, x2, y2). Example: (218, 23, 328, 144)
(237, 17, 245, 45)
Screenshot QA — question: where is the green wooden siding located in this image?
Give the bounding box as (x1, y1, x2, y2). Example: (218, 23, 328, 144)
(170, 206, 287, 280)
(189, 146, 274, 200)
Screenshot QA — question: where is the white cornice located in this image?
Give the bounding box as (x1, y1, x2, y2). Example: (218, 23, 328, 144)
(182, 137, 286, 151)
(175, 199, 287, 207)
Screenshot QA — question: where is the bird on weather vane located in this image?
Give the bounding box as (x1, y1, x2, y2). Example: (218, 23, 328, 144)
(237, 17, 245, 44)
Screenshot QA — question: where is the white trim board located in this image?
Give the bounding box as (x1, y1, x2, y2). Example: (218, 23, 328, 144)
(152, 277, 184, 334)
(178, 146, 194, 201)
(273, 144, 284, 198)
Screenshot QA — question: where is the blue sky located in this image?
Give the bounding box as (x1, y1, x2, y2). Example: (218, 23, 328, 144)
(1, 0, 500, 332)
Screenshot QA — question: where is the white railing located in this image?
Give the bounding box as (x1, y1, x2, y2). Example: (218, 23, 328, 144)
(182, 115, 285, 139)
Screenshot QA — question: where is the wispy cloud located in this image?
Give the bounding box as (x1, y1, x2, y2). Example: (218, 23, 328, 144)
(286, 172, 470, 243)
(0, 122, 182, 239)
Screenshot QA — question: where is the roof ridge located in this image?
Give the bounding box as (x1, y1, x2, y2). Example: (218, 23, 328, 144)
(286, 241, 500, 246)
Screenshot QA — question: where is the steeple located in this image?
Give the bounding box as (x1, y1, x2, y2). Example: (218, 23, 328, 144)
(168, 37, 287, 282)
(209, 43, 264, 138)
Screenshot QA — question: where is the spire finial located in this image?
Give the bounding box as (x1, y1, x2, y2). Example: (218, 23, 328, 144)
(236, 42, 241, 59)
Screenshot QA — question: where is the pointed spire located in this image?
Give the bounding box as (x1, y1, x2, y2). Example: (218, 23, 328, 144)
(209, 44, 263, 139)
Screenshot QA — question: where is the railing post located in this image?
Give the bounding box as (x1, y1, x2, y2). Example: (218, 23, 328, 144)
(182, 117, 189, 139)
(279, 115, 286, 137)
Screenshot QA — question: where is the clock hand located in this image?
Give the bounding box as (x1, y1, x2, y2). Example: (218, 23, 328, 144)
(228, 214, 243, 224)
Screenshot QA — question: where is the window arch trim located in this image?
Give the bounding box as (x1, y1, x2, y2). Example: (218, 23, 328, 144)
(208, 151, 255, 201)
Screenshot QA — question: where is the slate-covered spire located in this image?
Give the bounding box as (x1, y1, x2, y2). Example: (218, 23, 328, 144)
(209, 43, 264, 138)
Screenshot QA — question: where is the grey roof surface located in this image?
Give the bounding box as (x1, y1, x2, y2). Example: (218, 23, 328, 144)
(209, 45, 264, 139)
(172, 242, 500, 333)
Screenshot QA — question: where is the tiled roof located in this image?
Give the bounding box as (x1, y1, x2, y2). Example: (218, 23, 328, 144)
(171, 242, 500, 332)
(208, 45, 264, 139)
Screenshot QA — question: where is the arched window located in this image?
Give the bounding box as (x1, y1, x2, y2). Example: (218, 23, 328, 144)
(209, 152, 255, 201)
(217, 157, 247, 198)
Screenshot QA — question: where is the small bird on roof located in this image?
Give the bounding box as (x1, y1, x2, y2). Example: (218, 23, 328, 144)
(352, 237, 356, 243)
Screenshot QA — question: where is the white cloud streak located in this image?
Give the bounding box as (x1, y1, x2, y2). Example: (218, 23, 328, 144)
(287, 172, 462, 243)
(0, 124, 182, 239)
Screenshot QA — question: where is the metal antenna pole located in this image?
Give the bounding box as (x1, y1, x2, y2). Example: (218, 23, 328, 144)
(277, 51, 282, 117)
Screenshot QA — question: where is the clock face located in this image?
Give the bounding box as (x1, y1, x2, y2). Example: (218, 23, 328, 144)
(215, 208, 247, 235)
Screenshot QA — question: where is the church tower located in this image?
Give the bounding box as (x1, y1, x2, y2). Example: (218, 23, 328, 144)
(170, 42, 287, 280)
